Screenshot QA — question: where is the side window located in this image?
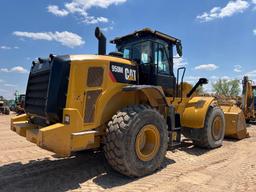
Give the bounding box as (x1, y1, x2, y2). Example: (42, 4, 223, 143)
(140, 42, 151, 64)
(132, 41, 152, 65)
(154, 43, 170, 75)
(123, 47, 131, 59)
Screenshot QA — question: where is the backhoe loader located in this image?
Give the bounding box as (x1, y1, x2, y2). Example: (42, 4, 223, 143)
(11, 27, 245, 177)
(241, 76, 256, 122)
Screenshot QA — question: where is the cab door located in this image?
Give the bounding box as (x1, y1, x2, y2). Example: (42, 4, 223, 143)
(154, 43, 175, 93)
(132, 41, 155, 85)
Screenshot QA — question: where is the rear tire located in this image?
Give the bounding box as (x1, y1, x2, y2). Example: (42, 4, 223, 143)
(103, 105, 168, 177)
(194, 106, 225, 149)
(6, 108, 10, 115)
(4, 107, 10, 115)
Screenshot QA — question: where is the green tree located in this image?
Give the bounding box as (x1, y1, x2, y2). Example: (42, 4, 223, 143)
(212, 79, 240, 97)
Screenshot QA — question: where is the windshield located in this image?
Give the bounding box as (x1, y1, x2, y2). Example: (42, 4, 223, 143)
(122, 47, 131, 59)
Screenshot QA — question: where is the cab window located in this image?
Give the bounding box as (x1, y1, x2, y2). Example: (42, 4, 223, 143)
(132, 41, 152, 64)
(154, 43, 170, 75)
(123, 47, 131, 59)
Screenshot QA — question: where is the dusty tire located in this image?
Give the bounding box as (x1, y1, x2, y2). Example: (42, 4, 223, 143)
(194, 106, 225, 149)
(103, 105, 168, 177)
(3, 107, 10, 115)
(5, 108, 10, 115)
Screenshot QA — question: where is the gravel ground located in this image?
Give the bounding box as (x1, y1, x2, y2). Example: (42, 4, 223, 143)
(0, 114, 256, 192)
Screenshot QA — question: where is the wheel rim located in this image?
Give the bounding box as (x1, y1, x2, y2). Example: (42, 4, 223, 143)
(211, 116, 223, 141)
(135, 124, 160, 161)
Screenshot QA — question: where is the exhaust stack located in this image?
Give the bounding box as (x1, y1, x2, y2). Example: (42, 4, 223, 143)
(95, 27, 106, 55)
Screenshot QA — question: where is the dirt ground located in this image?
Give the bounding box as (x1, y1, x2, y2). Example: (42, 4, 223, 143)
(0, 114, 256, 192)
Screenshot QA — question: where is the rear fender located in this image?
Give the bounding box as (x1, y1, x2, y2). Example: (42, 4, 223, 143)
(123, 85, 169, 107)
(98, 85, 170, 126)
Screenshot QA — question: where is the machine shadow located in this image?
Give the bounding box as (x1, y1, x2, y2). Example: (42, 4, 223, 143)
(0, 151, 175, 192)
(170, 139, 211, 156)
(93, 157, 175, 189)
(247, 122, 256, 126)
(173, 137, 242, 156)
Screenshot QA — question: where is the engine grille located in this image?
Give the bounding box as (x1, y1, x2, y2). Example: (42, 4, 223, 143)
(25, 70, 50, 117)
(25, 55, 70, 122)
(84, 90, 102, 123)
(87, 67, 104, 87)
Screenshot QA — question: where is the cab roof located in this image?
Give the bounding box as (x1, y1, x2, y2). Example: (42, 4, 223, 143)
(110, 28, 181, 46)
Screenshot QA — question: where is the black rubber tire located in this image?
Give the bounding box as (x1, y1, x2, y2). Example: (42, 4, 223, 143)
(193, 106, 225, 149)
(246, 119, 251, 124)
(4, 108, 10, 115)
(103, 105, 168, 177)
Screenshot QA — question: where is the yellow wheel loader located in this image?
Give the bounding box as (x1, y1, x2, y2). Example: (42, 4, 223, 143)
(11, 27, 241, 177)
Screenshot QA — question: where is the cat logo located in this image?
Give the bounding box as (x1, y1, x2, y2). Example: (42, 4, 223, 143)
(125, 68, 136, 81)
(110, 62, 137, 84)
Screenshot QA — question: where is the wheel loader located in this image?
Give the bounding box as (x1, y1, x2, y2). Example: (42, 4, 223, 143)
(11, 27, 246, 177)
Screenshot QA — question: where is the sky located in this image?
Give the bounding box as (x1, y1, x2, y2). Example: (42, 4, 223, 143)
(0, 0, 256, 99)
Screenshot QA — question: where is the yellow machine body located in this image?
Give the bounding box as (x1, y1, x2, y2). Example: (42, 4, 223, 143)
(170, 96, 215, 129)
(12, 55, 136, 156)
(11, 54, 218, 157)
(181, 82, 249, 140)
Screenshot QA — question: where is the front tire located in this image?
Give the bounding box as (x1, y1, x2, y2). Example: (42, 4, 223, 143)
(194, 106, 225, 149)
(103, 105, 168, 177)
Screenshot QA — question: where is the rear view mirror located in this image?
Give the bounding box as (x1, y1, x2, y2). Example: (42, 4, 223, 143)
(198, 78, 208, 85)
(176, 41, 183, 57)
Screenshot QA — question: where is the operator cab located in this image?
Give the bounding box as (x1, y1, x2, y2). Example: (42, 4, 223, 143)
(110, 28, 182, 96)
